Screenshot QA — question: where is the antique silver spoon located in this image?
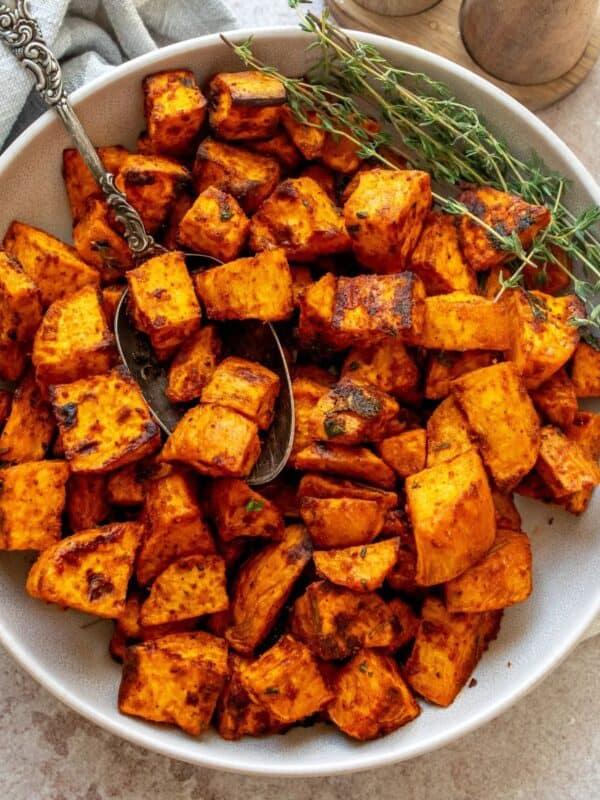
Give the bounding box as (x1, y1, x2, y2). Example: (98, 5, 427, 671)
(0, 0, 294, 485)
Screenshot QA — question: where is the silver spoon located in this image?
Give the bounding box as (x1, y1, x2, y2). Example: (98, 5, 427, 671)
(0, 0, 294, 485)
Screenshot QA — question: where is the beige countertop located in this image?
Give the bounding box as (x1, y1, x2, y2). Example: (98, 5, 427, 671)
(1, 2, 599, 798)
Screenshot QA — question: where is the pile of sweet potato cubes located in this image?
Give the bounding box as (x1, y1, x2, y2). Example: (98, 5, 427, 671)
(0, 67, 599, 742)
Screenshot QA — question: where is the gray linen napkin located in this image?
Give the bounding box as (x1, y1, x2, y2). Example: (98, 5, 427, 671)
(0, 0, 236, 150)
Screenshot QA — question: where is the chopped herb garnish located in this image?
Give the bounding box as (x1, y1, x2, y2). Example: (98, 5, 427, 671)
(265, 686, 279, 695)
(435, 351, 455, 368)
(431, 441, 451, 452)
(356, 210, 369, 219)
(359, 546, 367, 558)
(360, 578, 369, 590)
(244, 498, 264, 512)
(302, 198, 310, 208)
(324, 416, 346, 438)
(220, 204, 234, 222)
(347, 361, 360, 371)
(359, 661, 368, 673)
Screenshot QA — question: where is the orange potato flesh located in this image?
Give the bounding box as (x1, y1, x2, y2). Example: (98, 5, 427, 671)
(570, 341, 600, 398)
(294, 442, 396, 489)
(313, 538, 400, 592)
(410, 210, 477, 295)
(207, 478, 284, 543)
(377, 429, 427, 478)
(67, 473, 109, 533)
(208, 71, 285, 141)
(297, 472, 398, 510)
(535, 425, 600, 498)
(166, 324, 221, 404)
(0, 249, 42, 345)
(143, 69, 207, 156)
(424, 350, 499, 401)
(342, 339, 419, 401)
(529, 368, 578, 428)
(426, 395, 473, 467)
(300, 496, 386, 548)
(0, 370, 55, 464)
(177, 186, 250, 262)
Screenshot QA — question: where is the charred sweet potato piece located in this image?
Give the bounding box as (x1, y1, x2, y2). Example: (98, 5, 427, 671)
(127, 251, 201, 358)
(298, 472, 398, 510)
(136, 466, 215, 585)
(32, 285, 116, 386)
(72, 198, 133, 275)
(177, 186, 249, 262)
(0, 341, 27, 382)
(118, 631, 227, 735)
(570, 341, 600, 397)
(291, 581, 400, 660)
(508, 290, 583, 389)
(385, 523, 418, 594)
(426, 396, 473, 467)
(313, 538, 400, 592)
(458, 187, 551, 271)
(309, 378, 399, 445)
(294, 442, 396, 489)
(409, 291, 511, 350)
(300, 496, 386, 548)
(405, 598, 487, 706)
(377, 429, 427, 478)
(0, 391, 11, 428)
(67, 473, 109, 532)
(193, 137, 280, 214)
(299, 164, 336, 199)
(26, 521, 142, 617)
(249, 177, 351, 262)
(385, 597, 420, 649)
(0, 461, 69, 550)
(530, 368, 577, 428)
(159, 404, 260, 478)
(207, 479, 284, 542)
(296, 272, 337, 349)
(201, 356, 280, 430)
(0, 250, 42, 345)
(106, 459, 159, 506)
(239, 634, 332, 724)
(535, 425, 600, 498)
(101, 284, 125, 330)
(193, 248, 293, 322)
(143, 69, 207, 156)
(208, 71, 285, 141)
(0, 371, 55, 463)
(3, 221, 100, 307)
(491, 489, 522, 530)
(248, 131, 302, 172)
(559, 412, 600, 514)
(291, 377, 330, 458)
(410, 211, 477, 295)
(166, 325, 221, 404)
(406, 448, 496, 586)
(327, 649, 420, 740)
(140, 554, 228, 625)
(342, 339, 419, 403)
(290, 264, 313, 306)
(280, 106, 325, 160)
(445, 529, 532, 612)
(62, 145, 130, 224)
(451, 362, 541, 491)
(51, 367, 161, 473)
(425, 350, 499, 401)
(344, 169, 431, 272)
(225, 524, 312, 655)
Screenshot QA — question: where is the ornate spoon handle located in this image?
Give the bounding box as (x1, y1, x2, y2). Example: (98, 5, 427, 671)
(0, 0, 162, 259)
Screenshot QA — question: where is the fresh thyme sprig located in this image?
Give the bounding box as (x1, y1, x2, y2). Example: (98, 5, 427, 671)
(222, 3, 600, 342)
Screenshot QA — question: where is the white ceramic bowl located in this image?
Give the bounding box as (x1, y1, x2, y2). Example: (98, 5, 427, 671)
(0, 26, 599, 778)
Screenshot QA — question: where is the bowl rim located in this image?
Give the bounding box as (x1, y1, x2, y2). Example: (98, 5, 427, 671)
(1, 24, 599, 777)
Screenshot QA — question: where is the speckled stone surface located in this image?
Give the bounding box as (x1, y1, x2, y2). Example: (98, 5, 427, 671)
(1, 2, 600, 797)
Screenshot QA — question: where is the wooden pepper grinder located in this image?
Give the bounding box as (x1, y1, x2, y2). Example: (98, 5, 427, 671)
(460, 0, 600, 84)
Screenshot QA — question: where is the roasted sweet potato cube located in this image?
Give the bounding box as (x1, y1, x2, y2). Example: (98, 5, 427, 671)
(344, 168, 431, 272)
(491, 489, 522, 530)
(385, 523, 418, 593)
(249, 177, 351, 262)
(3, 221, 100, 307)
(445, 529, 532, 612)
(143, 69, 207, 156)
(140, 554, 228, 625)
(0, 341, 27, 382)
(313, 538, 400, 592)
(106, 459, 158, 506)
(299, 164, 336, 199)
(327, 649, 420, 740)
(0, 250, 42, 345)
(193, 137, 280, 214)
(291, 581, 400, 660)
(508, 290, 583, 389)
(291, 377, 330, 458)
(290, 264, 313, 307)
(160, 404, 260, 478)
(136, 466, 216, 585)
(300, 496, 386, 548)
(127, 251, 201, 357)
(530, 368, 577, 428)
(208, 71, 285, 141)
(101, 284, 125, 330)
(0, 371, 55, 463)
(118, 631, 227, 735)
(410, 211, 477, 295)
(26, 521, 142, 617)
(51, 367, 161, 473)
(406, 448, 496, 585)
(558, 412, 600, 513)
(298, 472, 398, 509)
(320, 117, 380, 175)
(166, 325, 221, 403)
(73, 198, 133, 274)
(0, 461, 69, 550)
(67, 473, 109, 532)
(248, 131, 302, 173)
(240, 634, 332, 724)
(207, 479, 284, 542)
(410, 292, 510, 350)
(32, 285, 116, 386)
(217, 653, 286, 740)
(295, 272, 337, 349)
(451, 362, 541, 491)
(280, 106, 325, 160)
(377, 429, 426, 478)
(342, 340, 419, 401)
(386, 597, 420, 649)
(294, 442, 396, 489)
(425, 350, 498, 401)
(193, 248, 293, 322)
(458, 187, 551, 271)
(177, 187, 249, 261)
(115, 154, 189, 235)
(426, 395, 473, 467)
(535, 425, 600, 498)
(405, 596, 488, 706)
(225, 524, 312, 655)
(201, 356, 280, 430)
(63, 145, 130, 224)
(570, 341, 600, 397)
